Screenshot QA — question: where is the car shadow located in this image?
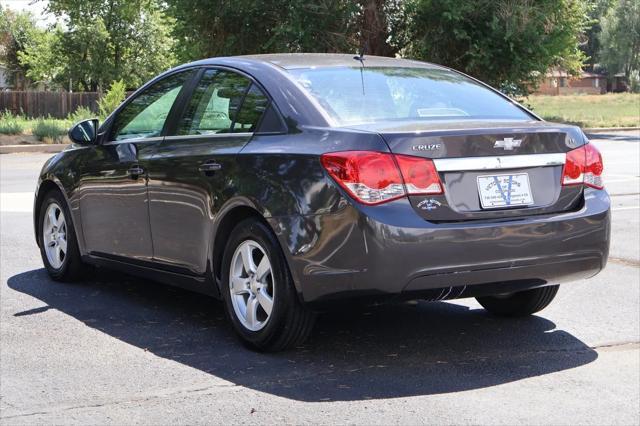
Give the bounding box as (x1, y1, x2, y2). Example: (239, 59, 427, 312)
(7, 268, 597, 402)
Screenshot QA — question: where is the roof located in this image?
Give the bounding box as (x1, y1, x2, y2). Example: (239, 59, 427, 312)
(233, 53, 444, 70)
(546, 69, 605, 78)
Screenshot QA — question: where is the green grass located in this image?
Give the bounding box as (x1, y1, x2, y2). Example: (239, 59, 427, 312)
(0, 111, 27, 135)
(32, 118, 69, 142)
(525, 93, 640, 128)
(0, 110, 79, 143)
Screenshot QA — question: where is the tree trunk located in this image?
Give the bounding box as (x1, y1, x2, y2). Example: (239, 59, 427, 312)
(360, 0, 396, 57)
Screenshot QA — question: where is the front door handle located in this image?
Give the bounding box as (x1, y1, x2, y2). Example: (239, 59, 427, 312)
(127, 165, 144, 178)
(198, 161, 222, 175)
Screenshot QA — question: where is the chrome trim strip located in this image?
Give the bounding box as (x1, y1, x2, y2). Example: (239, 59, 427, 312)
(433, 153, 566, 172)
(103, 136, 165, 145)
(163, 132, 253, 141)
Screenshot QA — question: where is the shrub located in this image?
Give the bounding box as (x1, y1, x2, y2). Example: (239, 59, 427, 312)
(32, 118, 68, 143)
(0, 111, 25, 135)
(67, 106, 95, 124)
(98, 79, 127, 120)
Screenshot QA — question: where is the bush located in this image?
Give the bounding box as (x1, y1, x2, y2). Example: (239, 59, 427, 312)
(32, 118, 68, 143)
(0, 111, 25, 135)
(98, 79, 127, 119)
(67, 106, 95, 124)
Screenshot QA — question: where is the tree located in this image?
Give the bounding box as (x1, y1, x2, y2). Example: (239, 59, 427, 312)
(0, 7, 41, 88)
(16, 24, 64, 89)
(165, 0, 360, 61)
(406, 0, 590, 95)
(599, 0, 640, 80)
(581, 0, 614, 71)
(41, 0, 177, 91)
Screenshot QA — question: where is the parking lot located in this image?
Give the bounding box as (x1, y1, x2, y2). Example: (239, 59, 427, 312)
(1, 131, 638, 425)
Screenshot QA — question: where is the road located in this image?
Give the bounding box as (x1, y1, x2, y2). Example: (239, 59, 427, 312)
(1, 131, 639, 425)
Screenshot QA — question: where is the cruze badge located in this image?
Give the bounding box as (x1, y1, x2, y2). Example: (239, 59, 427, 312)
(494, 137, 522, 150)
(412, 143, 441, 151)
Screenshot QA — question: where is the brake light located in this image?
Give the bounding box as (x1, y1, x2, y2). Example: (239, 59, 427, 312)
(395, 154, 443, 195)
(562, 144, 604, 189)
(320, 151, 443, 205)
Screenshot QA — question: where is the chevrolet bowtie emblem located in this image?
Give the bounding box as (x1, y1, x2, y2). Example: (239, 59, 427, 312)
(494, 137, 522, 150)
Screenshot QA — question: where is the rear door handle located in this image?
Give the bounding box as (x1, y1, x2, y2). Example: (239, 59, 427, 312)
(198, 161, 222, 175)
(127, 165, 144, 178)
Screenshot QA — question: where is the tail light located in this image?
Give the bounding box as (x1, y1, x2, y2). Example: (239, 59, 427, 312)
(562, 144, 604, 189)
(320, 151, 443, 205)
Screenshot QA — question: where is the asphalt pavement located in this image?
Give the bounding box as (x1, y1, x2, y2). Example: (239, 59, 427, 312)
(1, 131, 639, 425)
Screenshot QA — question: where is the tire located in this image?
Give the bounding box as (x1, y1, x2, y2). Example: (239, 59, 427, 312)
(476, 285, 559, 317)
(37, 189, 85, 281)
(221, 218, 316, 351)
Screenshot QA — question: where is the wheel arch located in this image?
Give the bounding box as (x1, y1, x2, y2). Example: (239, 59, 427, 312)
(34, 179, 68, 247)
(210, 201, 304, 300)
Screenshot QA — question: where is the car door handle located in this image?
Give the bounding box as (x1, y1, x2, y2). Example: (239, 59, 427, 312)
(127, 165, 144, 178)
(198, 161, 222, 175)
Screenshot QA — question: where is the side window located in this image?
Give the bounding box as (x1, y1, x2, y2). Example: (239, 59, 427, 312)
(232, 84, 269, 132)
(110, 71, 193, 141)
(177, 69, 268, 135)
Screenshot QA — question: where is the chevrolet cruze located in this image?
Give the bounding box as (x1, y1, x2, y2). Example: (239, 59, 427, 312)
(34, 54, 610, 351)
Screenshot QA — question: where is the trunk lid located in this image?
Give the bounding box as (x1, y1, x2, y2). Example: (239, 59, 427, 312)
(347, 120, 586, 221)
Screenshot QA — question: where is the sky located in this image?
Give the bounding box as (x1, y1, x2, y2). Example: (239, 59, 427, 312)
(1, 0, 57, 27)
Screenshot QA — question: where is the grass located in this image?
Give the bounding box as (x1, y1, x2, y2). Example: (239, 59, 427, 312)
(0, 111, 73, 143)
(0, 113, 25, 135)
(525, 93, 640, 128)
(32, 118, 69, 143)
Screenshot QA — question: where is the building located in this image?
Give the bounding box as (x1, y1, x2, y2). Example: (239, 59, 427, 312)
(0, 64, 9, 90)
(533, 69, 607, 96)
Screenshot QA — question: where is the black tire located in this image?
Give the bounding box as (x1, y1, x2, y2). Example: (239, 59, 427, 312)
(221, 218, 316, 351)
(37, 189, 85, 281)
(476, 285, 559, 317)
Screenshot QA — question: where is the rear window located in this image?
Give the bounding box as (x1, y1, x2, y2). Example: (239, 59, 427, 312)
(288, 67, 531, 125)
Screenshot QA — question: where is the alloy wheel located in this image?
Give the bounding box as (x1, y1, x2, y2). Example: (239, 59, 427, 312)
(229, 240, 275, 331)
(43, 202, 67, 269)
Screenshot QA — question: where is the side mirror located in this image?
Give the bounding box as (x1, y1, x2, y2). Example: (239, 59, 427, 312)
(68, 118, 99, 145)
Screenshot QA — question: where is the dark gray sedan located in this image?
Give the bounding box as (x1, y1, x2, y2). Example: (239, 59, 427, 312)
(34, 54, 610, 351)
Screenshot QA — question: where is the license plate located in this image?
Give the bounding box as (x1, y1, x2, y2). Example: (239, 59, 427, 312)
(477, 173, 534, 209)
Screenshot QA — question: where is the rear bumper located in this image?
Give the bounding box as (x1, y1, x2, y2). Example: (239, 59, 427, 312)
(270, 188, 610, 302)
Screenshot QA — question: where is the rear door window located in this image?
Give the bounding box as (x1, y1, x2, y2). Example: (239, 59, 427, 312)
(176, 69, 268, 135)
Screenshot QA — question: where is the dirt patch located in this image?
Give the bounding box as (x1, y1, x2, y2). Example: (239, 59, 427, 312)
(0, 134, 70, 146)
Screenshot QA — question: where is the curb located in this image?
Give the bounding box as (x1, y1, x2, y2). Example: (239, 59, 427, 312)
(584, 127, 640, 133)
(0, 144, 69, 154)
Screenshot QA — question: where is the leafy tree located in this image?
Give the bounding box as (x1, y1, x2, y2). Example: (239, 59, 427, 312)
(97, 79, 126, 119)
(0, 7, 41, 87)
(16, 25, 65, 89)
(42, 0, 177, 91)
(165, 0, 362, 61)
(405, 0, 590, 95)
(599, 0, 640, 81)
(581, 0, 614, 71)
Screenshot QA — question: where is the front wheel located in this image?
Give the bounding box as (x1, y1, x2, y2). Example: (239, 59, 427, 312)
(37, 190, 85, 281)
(221, 218, 316, 351)
(476, 285, 559, 317)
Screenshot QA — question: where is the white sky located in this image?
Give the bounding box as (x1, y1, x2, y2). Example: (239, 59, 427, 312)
(1, 0, 58, 27)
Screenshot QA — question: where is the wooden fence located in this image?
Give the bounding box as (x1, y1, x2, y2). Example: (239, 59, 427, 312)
(0, 91, 101, 118)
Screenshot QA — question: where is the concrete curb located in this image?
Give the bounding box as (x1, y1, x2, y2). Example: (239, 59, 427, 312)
(0, 144, 68, 154)
(584, 127, 640, 133)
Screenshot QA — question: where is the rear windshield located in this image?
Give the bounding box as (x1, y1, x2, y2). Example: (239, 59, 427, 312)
(288, 67, 532, 125)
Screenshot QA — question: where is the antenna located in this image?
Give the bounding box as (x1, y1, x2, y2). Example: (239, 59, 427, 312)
(353, 41, 368, 63)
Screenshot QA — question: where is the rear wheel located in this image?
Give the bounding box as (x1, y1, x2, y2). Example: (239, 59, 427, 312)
(38, 190, 85, 281)
(476, 285, 559, 317)
(221, 218, 316, 351)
